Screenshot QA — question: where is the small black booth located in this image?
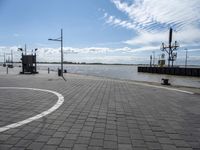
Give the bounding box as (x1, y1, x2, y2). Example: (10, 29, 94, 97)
(20, 54, 38, 74)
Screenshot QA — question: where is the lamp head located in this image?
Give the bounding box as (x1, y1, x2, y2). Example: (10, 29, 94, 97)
(18, 48, 23, 51)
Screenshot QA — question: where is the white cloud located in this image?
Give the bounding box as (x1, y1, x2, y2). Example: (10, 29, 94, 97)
(124, 30, 169, 45)
(105, 14, 136, 30)
(111, 0, 200, 31)
(125, 26, 200, 46)
(1, 45, 199, 64)
(105, 0, 200, 47)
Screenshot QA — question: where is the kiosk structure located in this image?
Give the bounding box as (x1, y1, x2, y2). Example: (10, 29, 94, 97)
(21, 54, 38, 74)
(19, 46, 38, 74)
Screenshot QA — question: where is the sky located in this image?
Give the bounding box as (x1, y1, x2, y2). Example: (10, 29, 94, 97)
(0, 0, 200, 65)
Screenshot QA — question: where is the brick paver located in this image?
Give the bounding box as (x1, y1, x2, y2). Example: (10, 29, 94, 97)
(0, 71, 200, 150)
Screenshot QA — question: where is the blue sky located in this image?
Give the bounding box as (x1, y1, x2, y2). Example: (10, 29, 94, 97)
(0, 0, 200, 65)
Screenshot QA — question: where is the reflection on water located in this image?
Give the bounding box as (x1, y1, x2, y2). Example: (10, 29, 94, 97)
(38, 64, 200, 88)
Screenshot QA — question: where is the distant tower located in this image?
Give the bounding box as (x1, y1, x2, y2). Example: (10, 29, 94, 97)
(160, 28, 179, 67)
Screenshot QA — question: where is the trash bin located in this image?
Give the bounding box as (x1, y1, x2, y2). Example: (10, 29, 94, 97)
(58, 69, 62, 76)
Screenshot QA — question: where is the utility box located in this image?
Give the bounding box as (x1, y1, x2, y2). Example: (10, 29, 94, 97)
(58, 69, 61, 76)
(20, 54, 38, 74)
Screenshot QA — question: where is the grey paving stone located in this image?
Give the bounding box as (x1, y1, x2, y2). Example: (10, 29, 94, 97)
(73, 144, 88, 150)
(118, 144, 133, 150)
(64, 133, 78, 140)
(105, 129, 116, 135)
(0, 134, 11, 141)
(173, 140, 190, 148)
(41, 145, 58, 150)
(10, 147, 26, 150)
(132, 139, 146, 147)
(28, 142, 45, 150)
(104, 134, 117, 141)
(47, 138, 62, 145)
(53, 131, 66, 138)
(118, 136, 131, 144)
(93, 127, 105, 133)
(76, 137, 90, 144)
(0, 144, 12, 150)
(89, 139, 103, 147)
(35, 135, 51, 142)
(131, 134, 143, 140)
(79, 131, 92, 137)
(92, 132, 104, 139)
(88, 146, 102, 150)
(143, 135, 158, 142)
(103, 141, 117, 149)
(158, 137, 173, 144)
(4, 137, 21, 145)
(60, 139, 75, 148)
(15, 139, 32, 148)
(146, 142, 162, 150)
(57, 148, 71, 150)
(161, 144, 177, 150)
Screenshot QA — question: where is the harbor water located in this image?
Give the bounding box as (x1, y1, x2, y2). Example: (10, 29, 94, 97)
(37, 64, 200, 88)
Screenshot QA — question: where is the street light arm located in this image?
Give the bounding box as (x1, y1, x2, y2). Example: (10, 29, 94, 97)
(48, 37, 61, 41)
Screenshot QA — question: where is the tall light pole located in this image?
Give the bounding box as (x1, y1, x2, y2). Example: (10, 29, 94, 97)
(185, 48, 188, 68)
(48, 29, 63, 77)
(152, 51, 155, 66)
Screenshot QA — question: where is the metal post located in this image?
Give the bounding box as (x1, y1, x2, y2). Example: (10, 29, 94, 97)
(61, 29, 63, 77)
(152, 51, 155, 67)
(35, 53, 37, 73)
(185, 48, 188, 68)
(169, 28, 172, 67)
(48, 29, 64, 77)
(11, 50, 13, 66)
(25, 44, 27, 55)
(4, 53, 5, 65)
(150, 55, 152, 67)
(22, 53, 24, 73)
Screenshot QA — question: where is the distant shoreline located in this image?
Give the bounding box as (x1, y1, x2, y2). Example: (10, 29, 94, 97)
(37, 62, 139, 66)
(1, 62, 200, 68)
(36, 62, 200, 68)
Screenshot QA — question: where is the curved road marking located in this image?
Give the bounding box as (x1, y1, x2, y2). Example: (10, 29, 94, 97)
(0, 87, 64, 133)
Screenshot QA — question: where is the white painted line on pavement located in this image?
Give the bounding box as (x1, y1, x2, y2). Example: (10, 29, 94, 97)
(0, 87, 64, 133)
(131, 82, 194, 94)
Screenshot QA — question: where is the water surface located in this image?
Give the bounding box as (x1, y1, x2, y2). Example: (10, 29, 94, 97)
(38, 64, 200, 88)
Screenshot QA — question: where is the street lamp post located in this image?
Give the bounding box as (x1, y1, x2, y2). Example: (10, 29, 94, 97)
(48, 29, 63, 77)
(185, 48, 188, 68)
(152, 51, 155, 67)
(35, 48, 38, 73)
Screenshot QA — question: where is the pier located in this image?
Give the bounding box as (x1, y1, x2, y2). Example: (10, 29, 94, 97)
(0, 71, 200, 150)
(138, 66, 200, 77)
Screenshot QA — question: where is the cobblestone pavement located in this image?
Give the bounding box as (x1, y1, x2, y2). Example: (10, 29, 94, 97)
(0, 73, 200, 150)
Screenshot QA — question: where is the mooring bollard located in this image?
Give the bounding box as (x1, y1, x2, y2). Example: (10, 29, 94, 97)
(161, 78, 170, 85)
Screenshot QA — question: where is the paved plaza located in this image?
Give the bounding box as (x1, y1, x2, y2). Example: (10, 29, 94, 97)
(0, 72, 200, 150)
